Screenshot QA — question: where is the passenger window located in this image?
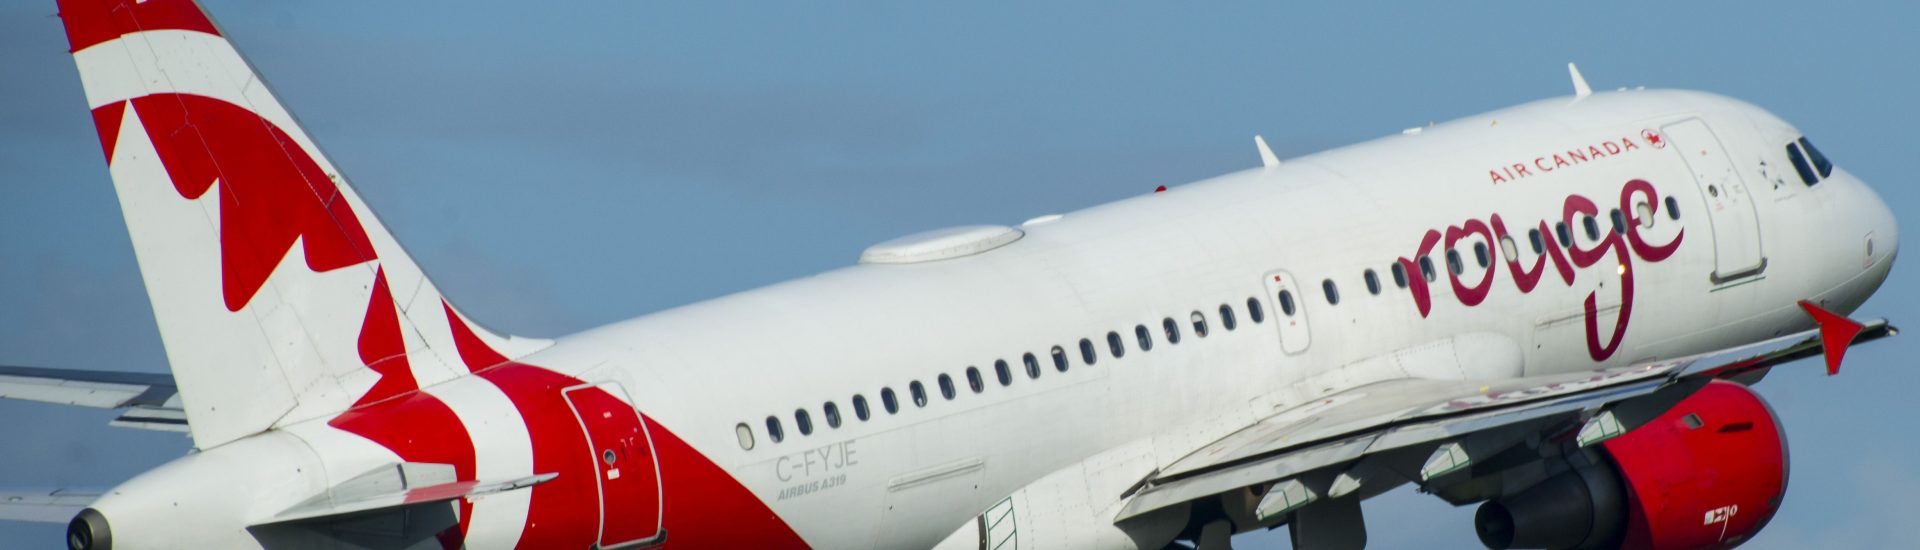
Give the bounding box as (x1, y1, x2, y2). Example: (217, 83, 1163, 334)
(1636, 201, 1654, 228)
(1079, 338, 1098, 364)
(1135, 324, 1154, 351)
(1247, 297, 1265, 323)
(1665, 196, 1681, 220)
(1391, 262, 1408, 288)
(736, 422, 755, 450)
(1446, 250, 1463, 275)
(1609, 209, 1626, 235)
(1582, 215, 1600, 241)
(995, 360, 1013, 386)
(766, 416, 785, 443)
(1799, 137, 1833, 178)
(1278, 289, 1296, 316)
(937, 374, 956, 400)
(1218, 305, 1237, 331)
(1163, 318, 1182, 344)
(823, 401, 841, 429)
(966, 366, 984, 393)
(1107, 331, 1126, 358)
(795, 409, 813, 436)
(1499, 236, 1519, 263)
(1528, 229, 1544, 254)
(909, 381, 928, 407)
(1555, 222, 1572, 247)
(1418, 256, 1437, 282)
(853, 394, 871, 421)
(1322, 279, 1340, 305)
(1364, 269, 1381, 295)
(1191, 311, 1210, 337)
(881, 387, 899, 414)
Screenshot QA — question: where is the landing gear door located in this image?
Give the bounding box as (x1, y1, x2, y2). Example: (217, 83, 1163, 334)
(1262, 270, 1311, 355)
(1659, 118, 1766, 283)
(564, 382, 666, 549)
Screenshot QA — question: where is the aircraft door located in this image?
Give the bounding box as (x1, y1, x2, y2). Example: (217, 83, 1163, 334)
(1659, 118, 1766, 283)
(564, 382, 666, 548)
(1262, 270, 1311, 354)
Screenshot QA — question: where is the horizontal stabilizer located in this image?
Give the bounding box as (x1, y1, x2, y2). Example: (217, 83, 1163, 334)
(264, 463, 556, 525)
(0, 489, 101, 523)
(0, 365, 187, 432)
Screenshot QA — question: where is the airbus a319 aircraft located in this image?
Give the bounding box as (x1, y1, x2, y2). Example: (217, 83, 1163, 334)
(0, 1, 1900, 549)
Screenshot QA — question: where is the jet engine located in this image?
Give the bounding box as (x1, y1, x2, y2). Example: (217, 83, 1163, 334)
(1475, 380, 1787, 550)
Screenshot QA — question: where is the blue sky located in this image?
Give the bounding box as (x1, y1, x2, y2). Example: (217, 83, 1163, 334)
(1, 1, 1913, 547)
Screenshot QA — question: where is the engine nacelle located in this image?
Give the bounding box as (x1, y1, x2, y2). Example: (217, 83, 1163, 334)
(1476, 380, 1788, 549)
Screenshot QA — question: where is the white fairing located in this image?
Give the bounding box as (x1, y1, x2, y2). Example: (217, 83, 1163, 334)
(23, 1, 1900, 549)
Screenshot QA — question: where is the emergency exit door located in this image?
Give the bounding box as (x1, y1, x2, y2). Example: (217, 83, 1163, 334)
(1660, 118, 1766, 283)
(564, 382, 666, 548)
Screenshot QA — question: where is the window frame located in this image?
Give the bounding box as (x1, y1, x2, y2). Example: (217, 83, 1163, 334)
(1135, 324, 1154, 352)
(1786, 141, 1819, 185)
(1322, 278, 1340, 305)
(823, 401, 841, 429)
(1246, 297, 1266, 323)
(937, 373, 957, 400)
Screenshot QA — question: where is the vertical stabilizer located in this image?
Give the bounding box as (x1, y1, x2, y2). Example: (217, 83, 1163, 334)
(56, 0, 549, 449)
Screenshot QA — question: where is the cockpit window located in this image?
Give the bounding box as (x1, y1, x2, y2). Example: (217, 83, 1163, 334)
(1786, 141, 1819, 186)
(1799, 137, 1833, 178)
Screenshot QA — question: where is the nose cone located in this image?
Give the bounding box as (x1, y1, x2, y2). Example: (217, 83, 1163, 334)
(1861, 175, 1898, 276)
(1822, 171, 1899, 315)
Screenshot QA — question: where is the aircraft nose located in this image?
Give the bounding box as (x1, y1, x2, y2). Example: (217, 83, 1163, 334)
(1862, 178, 1898, 269)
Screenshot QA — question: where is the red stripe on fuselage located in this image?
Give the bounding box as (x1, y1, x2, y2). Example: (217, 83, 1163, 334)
(330, 268, 479, 544)
(445, 311, 809, 549)
(57, 0, 221, 53)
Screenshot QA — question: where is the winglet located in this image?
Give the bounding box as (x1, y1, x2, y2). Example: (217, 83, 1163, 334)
(1568, 63, 1592, 98)
(1798, 300, 1866, 376)
(1255, 135, 1279, 169)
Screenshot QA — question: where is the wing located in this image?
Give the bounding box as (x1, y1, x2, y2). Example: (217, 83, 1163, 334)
(0, 365, 186, 432)
(0, 490, 103, 523)
(1114, 316, 1895, 528)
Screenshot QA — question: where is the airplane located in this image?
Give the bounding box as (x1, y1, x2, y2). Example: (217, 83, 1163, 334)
(0, 0, 1900, 549)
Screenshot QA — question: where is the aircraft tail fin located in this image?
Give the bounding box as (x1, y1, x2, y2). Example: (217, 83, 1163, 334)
(56, 0, 549, 449)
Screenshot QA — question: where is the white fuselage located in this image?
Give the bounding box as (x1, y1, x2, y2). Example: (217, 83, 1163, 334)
(484, 90, 1893, 547)
(88, 89, 1898, 550)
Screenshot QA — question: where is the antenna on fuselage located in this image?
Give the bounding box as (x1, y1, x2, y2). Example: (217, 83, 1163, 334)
(1568, 62, 1593, 98)
(1255, 135, 1279, 169)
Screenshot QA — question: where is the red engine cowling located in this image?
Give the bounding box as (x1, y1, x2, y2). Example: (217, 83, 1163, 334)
(1602, 379, 1788, 549)
(1475, 380, 1788, 549)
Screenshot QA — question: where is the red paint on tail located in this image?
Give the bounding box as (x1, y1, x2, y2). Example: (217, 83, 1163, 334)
(131, 94, 377, 311)
(57, 0, 220, 53)
(89, 101, 126, 161)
